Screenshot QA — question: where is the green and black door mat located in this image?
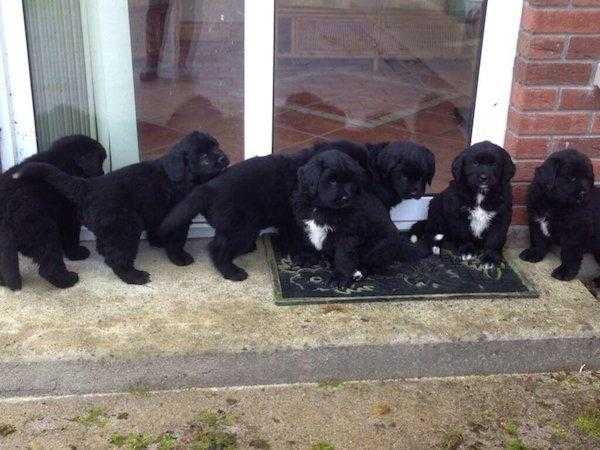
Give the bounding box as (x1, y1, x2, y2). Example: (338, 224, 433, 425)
(264, 235, 538, 306)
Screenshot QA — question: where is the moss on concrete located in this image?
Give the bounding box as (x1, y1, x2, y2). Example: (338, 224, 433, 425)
(575, 409, 600, 439)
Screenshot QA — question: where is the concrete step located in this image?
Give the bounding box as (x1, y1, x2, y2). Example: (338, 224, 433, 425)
(1, 239, 599, 397)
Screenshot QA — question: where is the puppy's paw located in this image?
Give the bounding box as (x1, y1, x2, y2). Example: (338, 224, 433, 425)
(400, 241, 430, 262)
(519, 247, 546, 263)
(3, 275, 22, 291)
(221, 265, 248, 282)
(458, 244, 476, 262)
(551, 264, 578, 281)
(65, 245, 91, 261)
(48, 270, 79, 289)
(479, 251, 501, 269)
(167, 249, 194, 266)
(327, 273, 354, 289)
(118, 269, 151, 285)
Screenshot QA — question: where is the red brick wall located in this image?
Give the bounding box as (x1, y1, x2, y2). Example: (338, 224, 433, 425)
(505, 0, 600, 225)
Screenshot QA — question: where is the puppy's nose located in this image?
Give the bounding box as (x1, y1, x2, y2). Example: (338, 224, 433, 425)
(341, 195, 349, 202)
(479, 174, 488, 182)
(217, 154, 229, 166)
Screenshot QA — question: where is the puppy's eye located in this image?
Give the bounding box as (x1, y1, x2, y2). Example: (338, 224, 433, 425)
(329, 180, 338, 185)
(570, 176, 576, 182)
(473, 161, 479, 166)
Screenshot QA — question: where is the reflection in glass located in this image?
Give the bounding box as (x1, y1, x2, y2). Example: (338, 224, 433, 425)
(129, 0, 244, 162)
(274, 0, 486, 192)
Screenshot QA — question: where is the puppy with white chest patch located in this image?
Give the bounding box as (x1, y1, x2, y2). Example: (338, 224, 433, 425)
(519, 149, 600, 281)
(292, 150, 427, 288)
(410, 141, 516, 268)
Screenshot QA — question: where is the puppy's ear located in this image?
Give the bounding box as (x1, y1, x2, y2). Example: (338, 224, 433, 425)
(74, 153, 105, 177)
(162, 133, 199, 182)
(501, 149, 516, 184)
(451, 151, 466, 183)
(368, 145, 395, 179)
(534, 157, 560, 190)
(343, 153, 369, 189)
(297, 157, 323, 196)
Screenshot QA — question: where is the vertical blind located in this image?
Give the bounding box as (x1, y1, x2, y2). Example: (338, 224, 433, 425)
(22, 0, 93, 152)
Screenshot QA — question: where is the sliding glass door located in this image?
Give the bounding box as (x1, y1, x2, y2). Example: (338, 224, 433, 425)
(272, 0, 487, 193)
(128, 0, 244, 163)
(14, 0, 521, 224)
(22, 0, 245, 169)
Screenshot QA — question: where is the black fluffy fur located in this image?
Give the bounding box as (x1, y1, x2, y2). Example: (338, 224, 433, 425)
(14, 132, 228, 285)
(519, 149, 599, 281)
(292, 150, 428, 288)
(0, 135, 106, 290)
(159, 146, 323, 281)
(410, 141, 516, 267)
(316, 140, 435, 208)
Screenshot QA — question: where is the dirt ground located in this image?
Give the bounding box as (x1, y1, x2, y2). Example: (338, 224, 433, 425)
(1, 371, 599, 449)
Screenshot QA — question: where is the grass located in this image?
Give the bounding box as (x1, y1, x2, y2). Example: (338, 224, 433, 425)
(188, 408, 237, 450)
(196, 409, 235, 428)
(189, 430, 237, 449)
(109, 432, 153, 450)
(504, 437, 527, 450)
(109, 432, 177, 450)
(317, 379, 344, 390)
(575, 409, 600, 439)
(310, 443, 334, 450)
(502, 420, 519, 436)
(156, 432, 178, 450)
(74, 406, 109, 427)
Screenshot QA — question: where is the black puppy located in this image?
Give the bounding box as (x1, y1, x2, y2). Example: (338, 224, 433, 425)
(158, 140, 434, 281)
(519, 149, 599, 281)
(364, 140, 435, 206)
(0, 135, 106, 290)
(292, 150, 426, 288)
(14, 132, 228, 284)
(158, 146, 322, 281)
(410, 141, 516, 268)
(288, 140, 435, 265)
(322, 140, 435, 208)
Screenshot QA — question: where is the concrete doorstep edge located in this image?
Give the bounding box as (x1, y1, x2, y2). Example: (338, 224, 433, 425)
(1, 336, 599, 398)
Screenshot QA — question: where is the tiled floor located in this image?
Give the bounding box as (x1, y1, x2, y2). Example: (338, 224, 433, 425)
(129, 3, 481, 192)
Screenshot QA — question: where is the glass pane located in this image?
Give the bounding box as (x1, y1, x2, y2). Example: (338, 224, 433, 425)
(129, 0, 244, 163)
(273, 0, 486, 192)
(23, 0, 93, 152)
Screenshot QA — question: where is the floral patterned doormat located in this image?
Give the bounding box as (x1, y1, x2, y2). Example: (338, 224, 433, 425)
(264, 235, 538, 306)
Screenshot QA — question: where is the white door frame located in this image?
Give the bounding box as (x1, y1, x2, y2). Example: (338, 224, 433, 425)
(0, 0, 522, 230)
(0, 0, 38, 170)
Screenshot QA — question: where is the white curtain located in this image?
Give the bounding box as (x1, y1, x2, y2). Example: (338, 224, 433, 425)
(23, 0, 94, 152)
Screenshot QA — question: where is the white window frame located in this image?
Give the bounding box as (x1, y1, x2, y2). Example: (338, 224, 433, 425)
(0, 0, 522, 230)
(0, 0, 37, 170)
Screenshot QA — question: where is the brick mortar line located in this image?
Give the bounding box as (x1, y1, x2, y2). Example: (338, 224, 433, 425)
(510, 109, 592, 116)
(518, 59, 596, 64)
(526, 5, 600, 11)
(506, 133, 600, 139)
